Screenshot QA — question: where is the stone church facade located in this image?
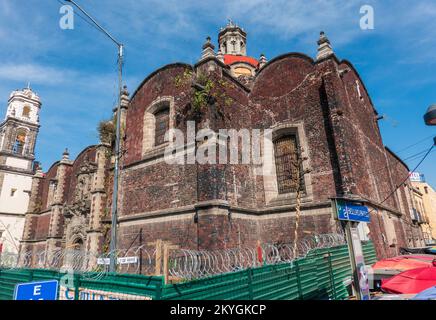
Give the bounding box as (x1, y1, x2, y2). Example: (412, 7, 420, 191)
(19, 22, 425, 265)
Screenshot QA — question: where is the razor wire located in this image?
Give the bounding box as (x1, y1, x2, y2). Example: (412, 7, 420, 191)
(0, 233, 345, 280)
(168, 233, 346, 279)
(0, 246, 158, 280)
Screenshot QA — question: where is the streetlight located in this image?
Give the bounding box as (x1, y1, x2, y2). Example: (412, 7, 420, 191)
(65, 0, 124, 273)
(424, 104, 436, 146)
(424, 104, 436, 126)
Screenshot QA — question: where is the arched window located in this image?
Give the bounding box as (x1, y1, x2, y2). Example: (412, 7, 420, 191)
(142, 97, 174, 155)
(273, 135, 300, 194)
(47, 180, 57, 206)
(154, 107, 170, 146)
(12, 129, 27, 155)
(22, 106, 30, 118)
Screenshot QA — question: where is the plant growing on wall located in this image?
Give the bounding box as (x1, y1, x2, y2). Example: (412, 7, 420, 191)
(98, 119, 115, 145)
(175, 68, 234, 120)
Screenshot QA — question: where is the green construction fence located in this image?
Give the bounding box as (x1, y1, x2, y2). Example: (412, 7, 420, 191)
(0, 241, 377, 300)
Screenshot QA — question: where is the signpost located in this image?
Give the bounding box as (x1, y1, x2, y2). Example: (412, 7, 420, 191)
(333, 198, 371, 300)
(336, 200, 370, 223)
(14, 280, 59, 300)
(349, 226, 371, 300)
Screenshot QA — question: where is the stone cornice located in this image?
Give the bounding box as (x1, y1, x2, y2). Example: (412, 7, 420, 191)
(0, 165, 34, 176)
(118, 200, 333, 224)
(0, 117, 40, 129)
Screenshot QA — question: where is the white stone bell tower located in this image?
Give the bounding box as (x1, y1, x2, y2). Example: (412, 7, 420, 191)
(218, 19, 247, 56)
(0, 85, 41, 254)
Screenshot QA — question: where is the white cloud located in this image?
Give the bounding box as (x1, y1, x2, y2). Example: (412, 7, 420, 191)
(0, 64, 77, 85)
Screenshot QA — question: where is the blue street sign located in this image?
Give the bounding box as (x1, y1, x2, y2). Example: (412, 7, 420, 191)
(336, 201, 370, 223)
(14, 280, 59, 300)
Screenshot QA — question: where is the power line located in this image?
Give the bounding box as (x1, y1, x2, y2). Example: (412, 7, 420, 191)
(367, 144, 434, 215)
(57, 0, 125, 273)
(355, 145, 435, 182)
(56, 0, 103, 35)
(360, 148, 426, 179)
(394, 134, 436, 155)
(404, 149, 436, 163)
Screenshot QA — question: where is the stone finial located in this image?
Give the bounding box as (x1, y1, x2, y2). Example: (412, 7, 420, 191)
(34, 162, 44, 177)
(120, 85, 130, 109)
(259, 53, 268, 68)
(200, 36, 216, 61)
(316, 31, 334, 61)
(62, 148, 70, 161)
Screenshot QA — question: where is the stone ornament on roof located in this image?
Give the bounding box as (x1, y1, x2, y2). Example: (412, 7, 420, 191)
(200, 36, 216, 61)
(259, 53, 268, 68)
(316, 31, 335, 61)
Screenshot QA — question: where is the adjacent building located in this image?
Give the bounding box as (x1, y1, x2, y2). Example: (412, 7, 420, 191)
(0, 86, 41, 254)
(20, 22, 425, 269)
(411, 173, 436, 244)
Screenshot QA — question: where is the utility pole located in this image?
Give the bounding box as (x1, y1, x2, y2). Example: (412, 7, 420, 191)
(65, 0, 124, 272)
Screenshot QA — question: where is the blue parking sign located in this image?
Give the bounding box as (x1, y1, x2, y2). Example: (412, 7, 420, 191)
(14, 280, 59, 300)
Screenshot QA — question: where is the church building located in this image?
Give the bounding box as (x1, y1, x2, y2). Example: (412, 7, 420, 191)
(19, 22, 426, 269)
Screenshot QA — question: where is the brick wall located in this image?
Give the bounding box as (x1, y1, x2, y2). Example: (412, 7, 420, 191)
(22, 49, 415, 261)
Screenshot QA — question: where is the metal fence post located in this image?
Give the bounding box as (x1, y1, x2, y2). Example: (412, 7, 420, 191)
(295, 260, 303, 300)
(326, 251, 337, 299)
(155, 277, 163, 300)
(247, 268, 254, 300)
(74, 273, 80, 300)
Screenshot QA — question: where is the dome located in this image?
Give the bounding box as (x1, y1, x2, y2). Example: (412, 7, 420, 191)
(223, 54, 259, 68)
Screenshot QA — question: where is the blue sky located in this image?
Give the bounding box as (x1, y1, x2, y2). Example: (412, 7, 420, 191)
(0, 0, 435, 186)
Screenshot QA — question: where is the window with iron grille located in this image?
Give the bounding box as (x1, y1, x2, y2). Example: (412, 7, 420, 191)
(274, 135, 301, 194)
(154, 108, 169, 146)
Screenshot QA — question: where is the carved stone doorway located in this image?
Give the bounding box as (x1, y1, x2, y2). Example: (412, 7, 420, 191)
(64, 235, 86, 271)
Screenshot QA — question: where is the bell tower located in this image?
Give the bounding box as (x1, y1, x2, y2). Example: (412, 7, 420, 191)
(218, 19, 247, 56)
(0, 85, 41, 254)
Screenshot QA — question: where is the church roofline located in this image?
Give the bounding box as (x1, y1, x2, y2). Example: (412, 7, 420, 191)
(130, 63, 194, 101)
(385, 146, 410, 172)
(43, 145, 98, 175)
(255, 52, 316, 77)
(45, 160, 61, 175)
(71, 145, 98, 166)
(130, 49, 373, 106)
(338, 59, 378, 116)
(194, 55, 230, 69)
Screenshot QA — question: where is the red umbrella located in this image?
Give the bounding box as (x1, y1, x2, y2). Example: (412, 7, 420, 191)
(381, 266, 436, 294)
(373, 255, 434, 272)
